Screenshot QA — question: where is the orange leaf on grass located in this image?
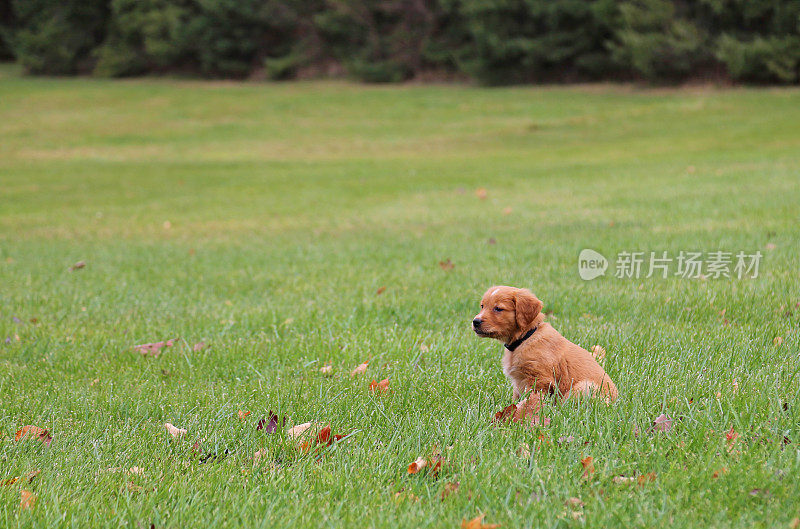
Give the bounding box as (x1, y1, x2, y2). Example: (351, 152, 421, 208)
(69, 261, 86, 271)
(440, 481, 460, 500)
(462, 513, 500, 529)
(14, 425, 52, 446)
(351, 362, 368, 376)
(580, 456, 595, 477)
(493, 405, 516, 423)
(134, 339, 176, 357)
(475, 188, 488, 200)
(369, 378, 390, 393)
(20, 490, 36, 510)
(438, 259, 455, 271)
(164, 423, 187, 439)
(376, 286, 386, 295)
(238, 411, 251, 420)
(726, 426, 739, 443)
(408, 457, 427, 474)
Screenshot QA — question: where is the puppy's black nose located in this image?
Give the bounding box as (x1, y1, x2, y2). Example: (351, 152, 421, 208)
(472, 318, 482, 328)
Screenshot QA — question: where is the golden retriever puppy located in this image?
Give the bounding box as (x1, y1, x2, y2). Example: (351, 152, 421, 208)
(472, 286, 617, 418)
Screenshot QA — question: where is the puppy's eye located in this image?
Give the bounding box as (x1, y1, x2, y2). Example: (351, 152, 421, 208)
(493, 306, 503, 312)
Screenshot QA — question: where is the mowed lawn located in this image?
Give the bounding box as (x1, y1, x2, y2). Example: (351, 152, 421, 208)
(1, 63, 800, 528)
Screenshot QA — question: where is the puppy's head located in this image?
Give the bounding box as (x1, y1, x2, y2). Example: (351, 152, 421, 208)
(472, 286, 543, 343)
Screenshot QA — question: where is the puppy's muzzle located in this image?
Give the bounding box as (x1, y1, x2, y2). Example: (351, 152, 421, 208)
(472, 318, 483, 332)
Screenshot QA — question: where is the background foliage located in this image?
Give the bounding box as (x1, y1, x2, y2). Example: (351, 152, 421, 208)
(2, 0, 800, 84)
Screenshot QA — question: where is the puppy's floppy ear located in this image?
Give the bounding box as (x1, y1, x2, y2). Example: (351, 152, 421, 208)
(514, 288, 543, 330)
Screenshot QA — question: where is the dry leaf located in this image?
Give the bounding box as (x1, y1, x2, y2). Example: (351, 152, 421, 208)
(376, 286, 386, 295)
(438, 259, 455, 270)
(580, 456, 595, 477)
(134, 339, 176, 357)
(440, 481, 460, 500)
(475, 188, 488, 200)
(637, 472, 657, 484)
(774, 336, 783, 346)
(69, 261, 86, 271)
(192, 341, 206, 352)
(651, 413, 674, 433)
(726, 426, 739, 443)
(488, 238, 497, 245)
(407, 457, 427, 474)
(238, 410, 251, 420)
(790, 518, 799, 529)
(369, 378, 390, 393)
(712, 467, 728, 478)
(351, 362, 368, 376)
(320, 364, 333, 375)
(461, 513, 500, 529)
(14, 425, 52, 446)
(493, 404, 517, 423)
(164, 423, 187, 439)
(257, 412, 287, 433)
(565, 497, 584, 507)
(394, 489, 419, 502)
(590, 345, 606, 362)
(286, 422, 314, 439)
(20, 490, 36, 510)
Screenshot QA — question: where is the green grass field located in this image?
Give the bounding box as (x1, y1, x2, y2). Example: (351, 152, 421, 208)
(1, 63, 800, 528)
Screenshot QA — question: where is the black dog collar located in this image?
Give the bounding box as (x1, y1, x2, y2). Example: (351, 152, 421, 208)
(504, 326, 538, 352)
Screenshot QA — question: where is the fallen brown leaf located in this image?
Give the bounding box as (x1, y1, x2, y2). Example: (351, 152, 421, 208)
(439, 259, 455, 271)
(351, 362, 368, 376)
(726, 426, 739, 444)
(461, 513, 499, 529)
(651, 413, 674, 433)
(20, 490, 36, 510)
(164, 423, 187, 439)
(637, 472, 657, 484)
(493, 404, 517, 423)
(369, 378, 390, 393)
(14, 425, 52, 446)
(376, 286, 386, 295)
(69, 261, 86, 271)
(407, 457, 427, 474)
(286, 422, 315, 439)
(134, 339, 176, 357)
(590, 345, 606, 362)
(394, 488, 419, 502)
(320, 364, 333, 375)
(580, 456, 595, 477)
(238, 410, 251, 420)
(565, 497, 584, 507)
(440, 481, 460, 500)
(712, 467, 728, 478)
